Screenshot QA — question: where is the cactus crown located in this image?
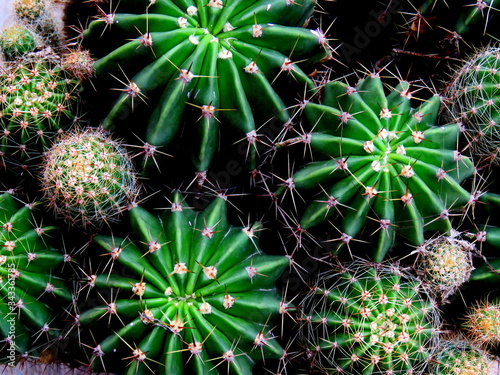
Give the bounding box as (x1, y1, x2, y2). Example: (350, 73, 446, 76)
(0, 23, 38, 61)
(463, 298, 500, 348)
(40, 127, 140, 229)
(298, 260, 440, 374)
(276, 74, 475, 261)
(77, 193, 289, 374)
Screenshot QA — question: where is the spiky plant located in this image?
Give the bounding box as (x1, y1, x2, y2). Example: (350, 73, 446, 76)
(77, 192, 289, 374)
(462, 298, 500, 348)
(14, 0, 62, 49)
(445, 45, 500, 164)
(61, 49, 95, 81)
(0, 191, 72, 359)
(297, 260, 440, 374)
(275, 74, 475, 261)
(40, 127, 140, 229)
(428, 334, 496, 375)
(0, 54, 79, 165)
(0, 23, 38, 61)
(81, 0, 330, 175)
(414, 232, 475, 302)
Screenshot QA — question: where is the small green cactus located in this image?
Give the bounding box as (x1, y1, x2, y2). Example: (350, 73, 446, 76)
(276, 74, 475, 261)
(445, 45, 500, 165)
(462, 298, 500, 348)
(0, 23, 39, 61)
(428, 334, 496, 375)
(414, 232, 475, 301)
(297, 260, 440, 374)
(0, 191, 72, 359)
(0, 55, 79, 164)
(77, 192, 288, 374)
(82, 0, 329, 174)
(40, 127, 140, 229)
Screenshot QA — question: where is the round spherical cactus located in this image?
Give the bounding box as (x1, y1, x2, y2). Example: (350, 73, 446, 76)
(0, 23, 38, 61)
(77, 192, 289, 374)
(276, 74, 475, 261)
(40, 127, 140, 229)
(415, 233, 475, 301)
(445, 46, 500, 164)
(82, 0, 330, 173)
(61, 49, 95, 81)
(297, 260, 440, 374)
(0, 54, 79, 164)
(462, 299, 500, 348)
(0, 191, 72, 359)
(428, 334, 496, 375)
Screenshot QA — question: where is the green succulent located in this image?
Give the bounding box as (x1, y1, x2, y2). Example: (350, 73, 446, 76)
(40, 127, 140, 229)
(78, 192, 289, 374)
(0, 192, 72, 359)
(0, 56, 78, 165)
(445, 45, 500, 164)
(82, 0, 329, 174)
(0, 23, 38, 61)
(276, 74, 475, 261)
(297, 260, 440, 374)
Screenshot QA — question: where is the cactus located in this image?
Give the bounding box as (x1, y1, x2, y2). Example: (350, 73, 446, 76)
(462, 298, 500, 348)
(297, 260, 440, 374)
(0, 191, 72, 359)
(445, 46, 500, 165)
(81, 0, 329, 174)
(77, 192, 289, 374)
(414, 232, 475, 301)
(275, 74, 475, 261)
(40, 127, 140, 229)
(0, 54, 79, 165)
(428, 334, 496, 375)
(61, 49, 95, 81)
(14, 0, 62, 49)
(0, 23, 39, 61)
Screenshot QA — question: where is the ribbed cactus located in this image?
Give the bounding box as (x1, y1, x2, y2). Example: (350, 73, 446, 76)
(40, 127, 140, 229)
(446, 46, 500, 164)
(428, 334, 496, 375)
(276, 74, 475, 261)
(415, 233, 475, 301)
(297, 260, 440, 374)
(0, 55, 79, 164)
(0, 23, 38, 61)
(462, 299, 500, 348)
(82, 0, 329, 174)
(0, 191, 71, 358)
(78, 192, 288, 374)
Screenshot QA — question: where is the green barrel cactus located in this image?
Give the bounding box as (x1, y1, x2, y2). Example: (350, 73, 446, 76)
(82, 0, 329, 174)
(428, 334, 496, 375)
(78, 192, 289, 374)
(276, 74, 475, 261)
(297, 260, 440, 374)
(40, 127, 140, 229)
(445, 46, 500, 164)
(0, 55, 79, 164)
(0, 23, 38, 61)
(0, 191, 71, 359)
